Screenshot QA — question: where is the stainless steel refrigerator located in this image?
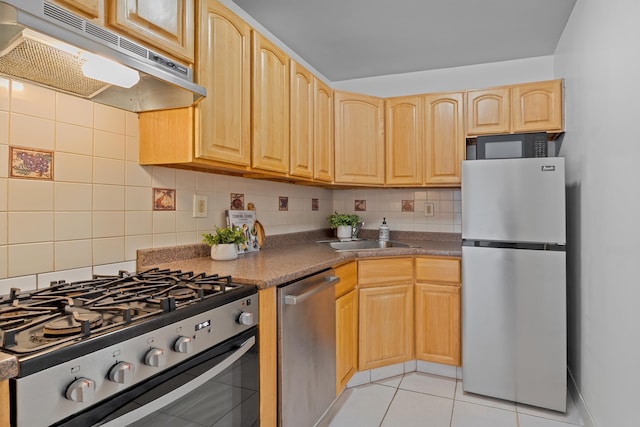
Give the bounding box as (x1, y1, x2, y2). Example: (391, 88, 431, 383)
(461, 157, 567, 412)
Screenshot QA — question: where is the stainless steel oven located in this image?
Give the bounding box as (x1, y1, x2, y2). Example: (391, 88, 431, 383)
(1, 269, 258, 427)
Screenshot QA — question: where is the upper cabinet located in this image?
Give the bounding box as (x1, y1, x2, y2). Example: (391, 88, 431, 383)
(108, 0, 195, 64)
(424, 92, 465, 186)
(511, 79, 563, 133)
(385, 96, 423, 186)
(195, 0, 251, 167)
(467, 79, 563, 136)
(289, 60, 314, 179)
(52, 0, 195, 64)
(313, 78, 334, 182)
(252, 32, 290, 175)
(334, 91, 385, 185)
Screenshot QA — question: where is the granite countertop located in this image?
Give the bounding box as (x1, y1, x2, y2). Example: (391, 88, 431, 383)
(0, 352, 18, 381)
(138, 230, 462, 290)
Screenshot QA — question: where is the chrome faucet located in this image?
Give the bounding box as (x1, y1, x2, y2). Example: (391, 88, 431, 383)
(352, 221, 365, 239)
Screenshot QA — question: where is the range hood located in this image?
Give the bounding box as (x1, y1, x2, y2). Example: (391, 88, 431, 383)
(0, 0, 205, 112)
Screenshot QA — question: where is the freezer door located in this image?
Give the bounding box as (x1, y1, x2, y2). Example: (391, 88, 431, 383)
(462, 158, 566, 244)
(462, 246, 566, 412)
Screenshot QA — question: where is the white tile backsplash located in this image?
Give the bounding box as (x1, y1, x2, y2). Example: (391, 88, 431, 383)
(9, 113, 55, 150)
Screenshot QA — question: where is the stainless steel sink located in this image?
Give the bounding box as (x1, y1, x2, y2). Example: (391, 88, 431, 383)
(316, 239, 413, 251)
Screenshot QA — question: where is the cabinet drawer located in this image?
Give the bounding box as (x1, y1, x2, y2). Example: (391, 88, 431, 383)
(415, 257, 460, 284)
(358, 258, 414, 287)
(335, 261, 357, 298)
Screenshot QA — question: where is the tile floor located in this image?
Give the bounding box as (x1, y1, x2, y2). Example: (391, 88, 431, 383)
(322, 372, 584, 427)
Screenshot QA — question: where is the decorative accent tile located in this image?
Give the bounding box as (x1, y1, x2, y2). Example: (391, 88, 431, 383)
(402, 200, 415, 212)
(231, 193, 244, 210)
(355, 200, 366, 211)
(153, 188, 176, 211)
(9, 146, 53, 180)
(312, 198, 319, 211)
(279, 196, 288, 211)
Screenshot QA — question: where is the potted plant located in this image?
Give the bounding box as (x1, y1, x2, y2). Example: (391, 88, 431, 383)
(328, 211, 361, 240)
(202, 225, 248, 261)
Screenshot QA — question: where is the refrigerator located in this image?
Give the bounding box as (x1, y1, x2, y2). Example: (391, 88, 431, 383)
(461, 157, 567, 412)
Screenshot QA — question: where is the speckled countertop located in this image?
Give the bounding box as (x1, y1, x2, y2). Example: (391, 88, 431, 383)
(137, 230, 462, 290)
(0, 352, 18, 381)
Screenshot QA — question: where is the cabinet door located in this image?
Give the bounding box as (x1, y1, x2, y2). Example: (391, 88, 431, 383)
(289, 60, 314, 179)
(466, 87, 511, 136)
(314, 78, 334, 182)
(385, 96, 424, 185)
(109, 0, 195, 63)
(51, 0, 103, 20)
(195, 0, 251, 167)
(415, 282, 460, 366)
(359, 284, 414, 370)
(511, 79, 563, 133)
(334, 91, 385, 185)
(424, 92, 465, 186)
(252, 32, 290, 174)
(336, 289, 358, 395)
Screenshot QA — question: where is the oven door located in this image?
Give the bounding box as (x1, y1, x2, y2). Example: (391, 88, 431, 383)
(55, 327, 258, 427)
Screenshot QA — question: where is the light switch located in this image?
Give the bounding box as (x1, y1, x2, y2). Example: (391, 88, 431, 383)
(424, 202, 434, 217)
(193, 195, 208, 218)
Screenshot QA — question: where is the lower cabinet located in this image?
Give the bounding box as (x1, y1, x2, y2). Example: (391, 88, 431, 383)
(335, 261, 358, 395)
(359, 284, 414, 370)
(414, 257, 461, 366)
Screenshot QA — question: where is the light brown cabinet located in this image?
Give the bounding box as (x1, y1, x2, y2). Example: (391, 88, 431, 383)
(511, 79, 563, 133)
(139, 0, 251, 173)
(414, 257, 461, 366)
(466, 79, 563, 136)
(385, 92, 464, 186)
(385, 96, 424, 185)
(334, 91, 385, 185)
(358, 258, 414, 370)
(52, 0, 195, 64)
(289, 61, 314, 179)
(313, 78, 334, 182)
(252, 32, 290, 175)
(108, 0, 195, 64)
(424, 92, 465, 186)
(335, 262, 358, 395)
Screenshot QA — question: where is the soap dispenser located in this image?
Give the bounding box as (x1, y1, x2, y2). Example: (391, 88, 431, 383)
(378, 218, 390, 241)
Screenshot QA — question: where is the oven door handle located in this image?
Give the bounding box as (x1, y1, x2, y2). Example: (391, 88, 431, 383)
(98, 335, 256, 427)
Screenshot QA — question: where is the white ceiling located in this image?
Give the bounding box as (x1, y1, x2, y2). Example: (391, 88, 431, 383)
(231, 0, 577, 82)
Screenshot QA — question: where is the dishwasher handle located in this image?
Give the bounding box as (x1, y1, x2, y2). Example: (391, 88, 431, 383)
(283, 276, 340, 305)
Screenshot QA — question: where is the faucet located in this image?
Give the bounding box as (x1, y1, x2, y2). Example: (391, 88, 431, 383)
(352, 221, 365, 239)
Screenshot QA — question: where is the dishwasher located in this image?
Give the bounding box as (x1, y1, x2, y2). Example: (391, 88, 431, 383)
(277, 269, 339, 427)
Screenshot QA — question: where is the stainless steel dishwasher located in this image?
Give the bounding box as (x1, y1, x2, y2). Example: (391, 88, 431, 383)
(277, 269, 339, 427)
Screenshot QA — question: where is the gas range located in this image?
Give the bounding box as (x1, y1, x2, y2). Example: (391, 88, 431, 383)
(1, 268, 259, 427)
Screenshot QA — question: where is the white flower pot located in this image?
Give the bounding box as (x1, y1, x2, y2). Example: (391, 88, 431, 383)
(336, 225, 352, 240)
(210, 243, 238, 261)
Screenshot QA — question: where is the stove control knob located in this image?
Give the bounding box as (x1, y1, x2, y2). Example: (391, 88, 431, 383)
(238, 311, 254, 326)
(174, 336, 194, 354)
(144, 348, 166, 368)
(108, 361, 135, 384)
(65, 377, 96, 403)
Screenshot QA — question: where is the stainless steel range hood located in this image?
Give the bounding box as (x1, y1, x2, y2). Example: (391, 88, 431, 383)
(0, 0, 205, 112)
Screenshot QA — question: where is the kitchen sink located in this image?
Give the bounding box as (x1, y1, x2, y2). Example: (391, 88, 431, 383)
(316, 239, 414, 251)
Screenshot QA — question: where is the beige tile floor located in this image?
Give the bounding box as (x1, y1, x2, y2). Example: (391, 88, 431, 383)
(322, 372, 584, 427)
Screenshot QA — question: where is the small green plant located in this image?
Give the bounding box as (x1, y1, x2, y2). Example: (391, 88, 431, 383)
(202, 226, 248, 246)
(327, 211, 361, 229)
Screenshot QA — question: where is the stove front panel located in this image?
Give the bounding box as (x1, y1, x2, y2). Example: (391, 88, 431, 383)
(12, 294, 258, 427)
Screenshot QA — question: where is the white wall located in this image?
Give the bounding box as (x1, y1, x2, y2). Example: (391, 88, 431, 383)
(332, 55, 555, 97)
(554, 1, 640, 426)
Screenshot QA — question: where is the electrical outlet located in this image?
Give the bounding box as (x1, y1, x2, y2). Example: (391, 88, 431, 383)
(193, 195, 208, 218)
(424, 202, 434, 217)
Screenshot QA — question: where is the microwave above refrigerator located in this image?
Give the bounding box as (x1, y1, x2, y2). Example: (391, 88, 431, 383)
(467, 132, 561, 160)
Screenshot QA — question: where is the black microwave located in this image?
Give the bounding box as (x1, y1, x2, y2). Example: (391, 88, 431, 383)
(474, 132, 552, 159)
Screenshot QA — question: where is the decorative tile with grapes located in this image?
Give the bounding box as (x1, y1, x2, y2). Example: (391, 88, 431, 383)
(9, 146, 54, 180)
